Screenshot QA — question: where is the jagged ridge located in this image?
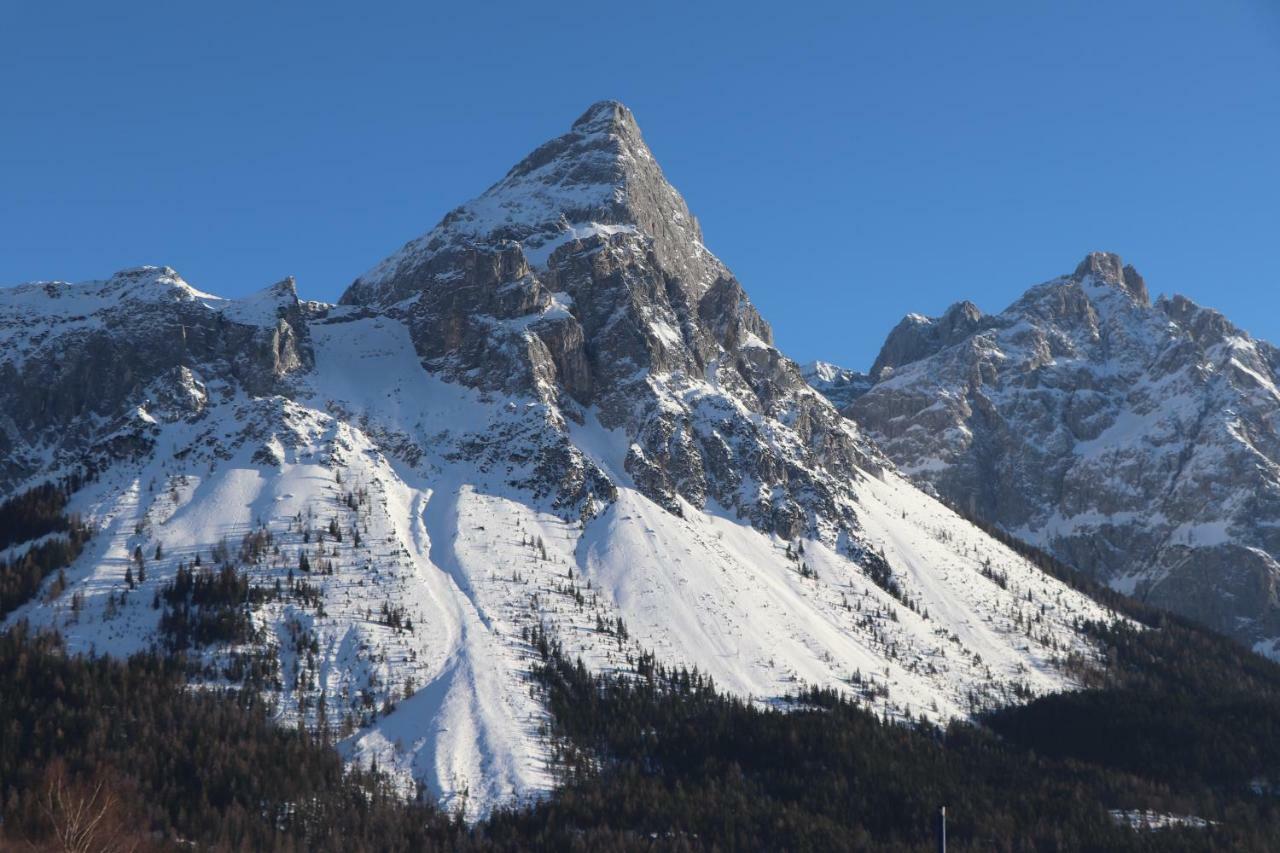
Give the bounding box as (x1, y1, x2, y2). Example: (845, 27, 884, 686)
(816, 252, 1280, 653)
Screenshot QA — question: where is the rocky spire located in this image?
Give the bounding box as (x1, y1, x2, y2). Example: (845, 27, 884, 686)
(1072, 251, 1149, 305)
(570, 100, 639, 133)
(870, 299, 989, 379)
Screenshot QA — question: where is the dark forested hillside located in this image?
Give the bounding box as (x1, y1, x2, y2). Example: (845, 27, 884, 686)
(0, 482, 72, 550)
(469, 632, 1280, 852)
(7, 478, 1280, 850)
(0, 480, 93, 622)
(986, 617, 1280, 795)
(0, 625, 465, 852)
(8, 606, 1280, 850)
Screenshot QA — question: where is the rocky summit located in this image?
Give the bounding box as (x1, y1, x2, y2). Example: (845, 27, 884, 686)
(338, 100, 885, 538)
(816, 252, 1280, 653)
(0, 102, 1119, 816)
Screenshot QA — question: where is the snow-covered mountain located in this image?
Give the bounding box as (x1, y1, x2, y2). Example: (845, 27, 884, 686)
(1, 102, 1119, 817)
(802, 360, 874, 413)
(814, 252, 1280, 655)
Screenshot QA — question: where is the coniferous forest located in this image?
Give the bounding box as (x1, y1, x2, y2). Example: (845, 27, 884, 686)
(0, 478, 92, 622)
(6, 485, 1280, 850)
(6, 606, 1280, 850)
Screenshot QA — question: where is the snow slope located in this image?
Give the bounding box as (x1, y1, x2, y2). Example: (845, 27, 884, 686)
(4, 306, 1118, 816)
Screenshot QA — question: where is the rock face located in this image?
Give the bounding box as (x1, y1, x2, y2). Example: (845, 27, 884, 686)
(339, 100, 881, 538)
(816, 252, 1280, 651)
(0, 267, 313, 489)
(871, 300, 993, 381)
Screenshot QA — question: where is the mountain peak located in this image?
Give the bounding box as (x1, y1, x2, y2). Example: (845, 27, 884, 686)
(343, 101, 711, 308)
(110, 264, 179, 281)
(801, 360, 874, 411)
(871, 299, 990, 379)
(1072, 251, 1149, 305)
(839, 253, 1280, 652)
(570, 100, 639, 135)
(96, 265, 219, 304)
(943, 299, 984, 326)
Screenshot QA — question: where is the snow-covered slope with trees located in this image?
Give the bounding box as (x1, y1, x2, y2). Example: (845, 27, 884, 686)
(1, 102, 1119, 817)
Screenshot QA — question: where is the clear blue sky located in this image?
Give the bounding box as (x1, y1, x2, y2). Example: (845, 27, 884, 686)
(3, 1, 1278, 370)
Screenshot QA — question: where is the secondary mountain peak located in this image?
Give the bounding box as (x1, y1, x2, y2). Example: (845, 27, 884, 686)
(110, 263, 180, 282)
(823, 255, 1280, 651)
(1072, 251, 1149, 305)
(870, 298, 991, 380)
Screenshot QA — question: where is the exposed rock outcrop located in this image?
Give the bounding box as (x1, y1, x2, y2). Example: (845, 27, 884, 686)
(0, 267, 312, 488)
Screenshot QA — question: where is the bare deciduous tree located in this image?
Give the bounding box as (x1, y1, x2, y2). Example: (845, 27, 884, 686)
(36, 762, 139, 853)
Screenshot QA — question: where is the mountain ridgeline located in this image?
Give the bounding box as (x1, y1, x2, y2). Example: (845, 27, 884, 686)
(808, 251, 1280, 653)
(2, 101, 1278, 847)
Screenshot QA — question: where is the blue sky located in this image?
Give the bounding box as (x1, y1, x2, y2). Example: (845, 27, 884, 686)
(3, 1, 1277, 370)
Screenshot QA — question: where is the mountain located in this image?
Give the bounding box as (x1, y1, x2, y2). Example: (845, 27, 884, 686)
(801, 360, 873, 413)
(815, 252, 1280, 654)
(0, 102, 1119, 817)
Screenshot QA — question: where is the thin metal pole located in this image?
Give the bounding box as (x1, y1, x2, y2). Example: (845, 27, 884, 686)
(936, 805, 946, 853)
